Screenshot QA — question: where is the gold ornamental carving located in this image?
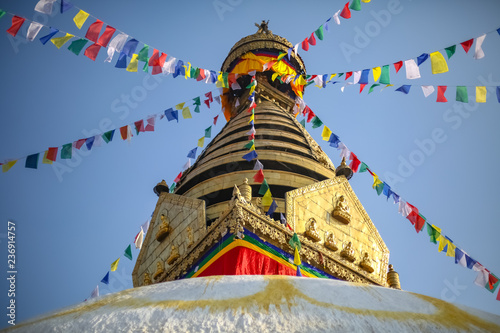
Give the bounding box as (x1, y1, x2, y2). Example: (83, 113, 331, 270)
(304, 218, 321, 242)
(333, 195, 351, 224)
(153, 261, 164, 281)
(155, 214, 171, 242)
(359, 252, 374, 273)
(143, 272, 152, 286)
(167, 245, 180, 265)
(324, 232, 338, 252)
(340, 241, 356, 262)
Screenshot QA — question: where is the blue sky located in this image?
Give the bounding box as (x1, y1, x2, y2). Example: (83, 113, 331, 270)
(0, 0, 499, 327)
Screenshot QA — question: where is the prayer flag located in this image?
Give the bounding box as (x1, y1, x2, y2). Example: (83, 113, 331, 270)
(379, 65, 390, 84)
(437, 86, 447, 102)
(359, 69, 370, 84)
(328, 132, 340, 148)
(85, 19, 103, 43)
(456, 86, 468, 103)
(486, 274, 499, 293)
(35, 0, 56, 14)
(393, 61, 403, 73)
(110, 258, 120, 272)
(134, 120, 145, 134)
(404, 59, 421, 79)
(101, 272, 109, 285)
(205, 126, 212, 138)
(84, 43, 102, 61)
(102, 130, 114, 143)
(51, 33, 74, 49)
(258, 179, 269, 195)
(359, 162, 369, 173)
(197, 137, 205, 147)
(473, 34, 486, 59)
(294, 247, 302, 265)
(299, 119, 306, 128)
(39, 27, 59, 45)
(350, 0, 361, 10)
(165, 108, 178, 122)
(243, 150, 258, 162)
(253, 169, 265, 183)
(182, 107, 192, 119)
(90, 286, 99, 299)
(497, 86, 500, 103)
(60, 0, 73, 13)
(187, 148, 197, 159)
(126, 54, 139, 72)
(174, 172, 182, 183)
(445, 45, 456, 59)
(315, 26, 324, 40)
(289, 233, 301, 251)
(169, 183, 176, 193)
(42, 151, 53, 164)
(27, 22, 43, 41)
(262, 188, 273, 206)
(421, 85, 435, 98)
(430, 51, 449, 74)
(244, 140, 254, 150)
(301, 38, 309, 51)
(105, 32, 128, 62)
(97, 25, 116, 47)
(266, 200, 278, 216)
(73, 10, 89, 29)
(395, 85, 411, 94)
(68, 38, 88, 55)
(7, 16, 25, 37)
(61, 143, 72, 159)
(120, 125, 131, 140)
(349, 152, 361, 172)
(138, 44, 149, 62)
(460, 39, 473, 53)
(321, 126, 332, 141)
(254, 159, 264, 170)
(2, 160, 17, 173)
(25, 153, 39, 169)
(308, 32, 316, 46)
(368, 84, 380, 94)
(476, 86, 487, 103)
(124, 245, 133, 260)
(372, 67, 381, 81)
(134, 227, 144, 249)
(296, 266, 302, 277)
(340, 2, 351, 19)
(454, 247, 467, 266)
(85, 136, 95, 150)
(46, 147, 58, 162)
(417, 53, 429, 66)
(311, 116, 323, 129)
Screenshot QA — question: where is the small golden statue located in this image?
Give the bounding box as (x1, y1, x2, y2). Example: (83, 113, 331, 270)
(340, 241, 356, 262)
(167, 244, 180, 265)
(143, 272, 152, 286)
(153, 261, 164, 280)
(187, 226, 194, 248)
(324, 232, 338, 252)
(155, 214, 171, 242)
(359, 252, 374, 273)
(304, 218, 321, 242)
(333, 195, 351, 224)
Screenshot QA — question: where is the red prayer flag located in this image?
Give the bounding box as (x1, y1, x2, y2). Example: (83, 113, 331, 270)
(85, 19, 103, 43)
(301, 38, 309, 51)
(46, 147, 58, 162)
(134, 120, 145, 133)
(497, 287, 500, 301)
(460, 39, 473, 53)
(7, 16, 26, 37)
(145, 117, 155, 132)
(394, 61, 403, 73)
(308, 33, 316, 46)
(345, 71, 352, 80)
(204, 99, 210, 108)
(302, 105, 311, 116)
(120, 125, 129, 140)
(340, 2, 351, 19)
(306, 109, 316, 123)
(84, 43, 102, 61)
(197, 69, 206, 81)
(349, 152, 361, 172)
(248, 102, 256, 112)
(174, 172, 182, 183)
(152, 52, 167, 75)
(205, 91, 213, 102)
(148, 49, 159, 66)
(405, 202, 425, 232)
(97, 25, 116, 47)
(437, 86, 447, 102)
(488, 274, 499, 291)
(359, 84, 367, 93)
(74, 139, 86, 150)
(253, 169, 265, 183)
(213, 115, 219, 125)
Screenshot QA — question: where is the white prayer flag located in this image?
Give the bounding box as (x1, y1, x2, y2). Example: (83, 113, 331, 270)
(398, 200, 411, 217)
(404, 59, 421, 79)
(105, 33, 128, 63)
(162, 57, 176, 74)
(352, 70, 361, 84)
(253, 159, 264, 170)
(473, 34, 486, 60)
(182, 159, 191, 171)
(333, 10, 341, 25)
(338, 142, 350, 159)
(27, 22, 43, 41)
(246, 126, 256, 135)
(421, 85, 435, 98)
(90, 285, 99, 299)
(34, 0, 56, 14)
(473, 265, 488, 287)
(134, 227, 144, 249)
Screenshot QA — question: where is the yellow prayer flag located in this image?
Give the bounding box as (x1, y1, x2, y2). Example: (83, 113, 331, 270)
(446, 242, 456, 257)
(42, 151, 53, 165)
(372, 175, 383, 189)
(372, 67, 381, 82)
(430, 51, 449, 74)
(294, 247, 302, 266)
(437, 235, 446, 252)
(249, 144, 255, 151)
(185, 62, 191, 79)
(321, 126, 332, 141)
(73, 10, 89, 29)
(432, 224, 442, 233)
(2, 160, 17, 173)
(126, 54, 139, 72)
(476, 86, 487, 103)
(51, 33, 74, 49)
(277, 52, 286, 61)
(175, 102, 185, 110)
(362, 0, 371, 2)
(262, 188, 273, 206)
(248, 113, 254, 123)
(110, 258, 120, 272)
(271, 73, 280, 82)
(182, 107, 192, 119)
(295, 75, 307, 86)
(329, 74, 337, 81)
(197, 137, 205, 148)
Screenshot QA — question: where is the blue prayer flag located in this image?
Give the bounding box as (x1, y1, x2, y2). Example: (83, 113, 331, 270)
(382, 183, 392, 200)
(328, 133, 340, 148)
(121, 38, 138, 58)
(296, 266, 302, 277)
(101, 272, 109, 285)
(395, 85, 411, 94)
(173, 60, 184, 78)
(165, 108, 178, 122)
(496, 86, 500, 103)
(187, 147, 197, 159)
(242, 150, 258, 162)
(417, 53, 429, 66)
(25, 153, 39, 169)
(85, 136, 95, 150)
(60, 0, 74, 13)
(266, 200, 278, 216)
(39, 27, 59, 45)
(359, 69, 370, 84)
(115, 53, 127, 68)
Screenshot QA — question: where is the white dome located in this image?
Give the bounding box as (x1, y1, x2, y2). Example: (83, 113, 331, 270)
(8, 275, 500, 332)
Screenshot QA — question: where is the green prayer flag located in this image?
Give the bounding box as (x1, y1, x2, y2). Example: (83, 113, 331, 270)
(350, 0, 361, 11)
(244, 140, 254, 150)
(194, 105, 200, 113)
(311, 116, 323, 129)
(142, 61, 148, 73)
(485, 274, 499, 293)
(337, 73, 344, 78)
(426, 223, 439, 244)
(368, 84, 381, 94)
(258, 179, 269, 195)
(375, 182, 384, 195)
(190, 66, 197, 79)
(124, 244, 133, 260)
(205, 126, 212, 138)
(445, 45, 456, 59)
(315, 26, 324, 40)
(456, 86, 468, 103)
(222, 72, 229, 88)
(359, 162, 369, 173)
(193, 96, 201, 105)
(102, 130, 114, 143)
(0, 10, 6, 19)
(289, 233, 301, 251)
(61, 143, 72, 159)
(67, 38, 88, 56)
(193, 68, 200, 80)
(379, 65, 390, 85)
(299, 119, 306, 128)
(138, 45, 149, 62)
(169, 183, 175, 193)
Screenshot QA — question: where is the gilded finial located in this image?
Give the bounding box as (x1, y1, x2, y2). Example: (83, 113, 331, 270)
(335, 157, 353, 180)
(387, 264, 401, 289)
